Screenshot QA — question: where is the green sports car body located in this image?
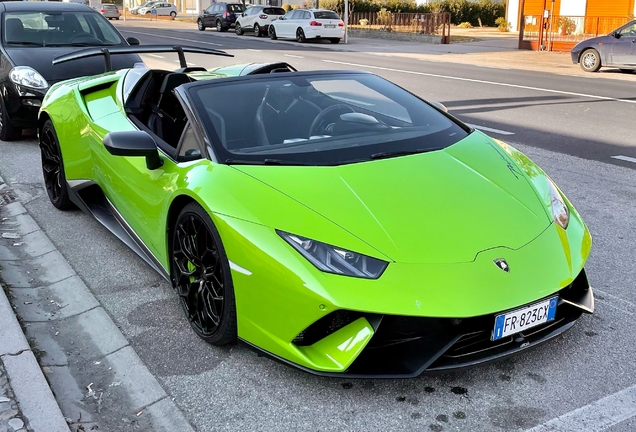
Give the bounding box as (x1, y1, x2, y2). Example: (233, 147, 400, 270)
(39, 46, 594, 377)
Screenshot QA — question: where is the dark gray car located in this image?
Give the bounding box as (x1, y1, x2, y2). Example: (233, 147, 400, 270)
(197, 2, 245, 32)
(571, 20, 636, 73)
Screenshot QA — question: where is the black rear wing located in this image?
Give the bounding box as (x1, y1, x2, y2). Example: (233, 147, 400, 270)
(52, 45, 233, 72)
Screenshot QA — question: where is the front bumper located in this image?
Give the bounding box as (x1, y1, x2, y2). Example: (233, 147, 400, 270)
(4, 84, 46, 129)
(571, 49, 581, 64)
(244, 270, 593, 377)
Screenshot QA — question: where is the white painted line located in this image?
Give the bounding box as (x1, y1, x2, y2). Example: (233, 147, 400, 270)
(121, 30, 223, 46)
(322, 60, 636, 105)
(147, 54, 165, 59)
(284, 54, 304, 59)
(173, 60, 196, 66)
(527, 385, 636, 432)
(247, 49, 262, 52)
(464, 123, 515, 135)
(611, 155, 636, 163)
(229, 261, 252, 276)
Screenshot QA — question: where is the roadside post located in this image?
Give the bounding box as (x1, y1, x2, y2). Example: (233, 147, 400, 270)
(344, 0, 348, 43)
(152, 7, 157, 21)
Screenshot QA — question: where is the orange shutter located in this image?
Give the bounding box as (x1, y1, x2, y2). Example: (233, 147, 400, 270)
(584, 0, 633, 35)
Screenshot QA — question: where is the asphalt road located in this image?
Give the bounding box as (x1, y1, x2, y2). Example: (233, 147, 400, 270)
(1, 21, 636, 431)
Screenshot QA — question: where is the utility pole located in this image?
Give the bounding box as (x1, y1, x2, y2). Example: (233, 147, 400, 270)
(344, 0, 348, 43)
(517, 0, 526, 49)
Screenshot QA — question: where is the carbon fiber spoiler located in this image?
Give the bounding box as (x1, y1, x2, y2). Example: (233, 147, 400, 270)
(52, 45, 233, 72)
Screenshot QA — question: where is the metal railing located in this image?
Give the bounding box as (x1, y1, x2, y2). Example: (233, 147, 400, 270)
(522, 15, 630, 43)
(349, 12, 451, 43)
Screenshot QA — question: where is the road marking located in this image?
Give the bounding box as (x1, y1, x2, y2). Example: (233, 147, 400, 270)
(147, 54, 165, 59)
(284, 54, 304, 58)
(464, 123, 515, 135)
(527, 384, 636, 432)
(173, 60, 196, 66)
(322, 60, 636, 105)
(611, 155, 636, 164)
(247, 48, 262, 52)
(120, 30, 223, 46)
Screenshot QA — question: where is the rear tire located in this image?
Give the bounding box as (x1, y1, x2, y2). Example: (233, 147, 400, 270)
(216, 20, 227, 32)
(235, 23, 243, 35)
(0, 98, 22, 142)
(39, 120, 74, 210)
(330, 38, 340, 44)
(253, 23, 261, 37)
(115, 17, 120, 20)
(580, 49, 601, 72)
(296, 27, 306, 43)
(269, 25, 277, 40)
(171, 202, 237, 346)
(170, 11, 176, 17)
(197, 19, 205, 31)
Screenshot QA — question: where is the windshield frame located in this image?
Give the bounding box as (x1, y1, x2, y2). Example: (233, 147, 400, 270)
(182, 70, 471, 166)
(2, 10, 127, 47)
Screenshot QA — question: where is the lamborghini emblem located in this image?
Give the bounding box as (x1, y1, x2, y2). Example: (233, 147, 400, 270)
(494, 259, 509, 273)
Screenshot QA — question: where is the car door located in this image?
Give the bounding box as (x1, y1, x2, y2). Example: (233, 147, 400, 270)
(278, 10, 296, 37)
(238, 7, 254, 29)
(248, 7, 262, 30)
(609, 22, 636, 66)
(203, 5, 217, 26)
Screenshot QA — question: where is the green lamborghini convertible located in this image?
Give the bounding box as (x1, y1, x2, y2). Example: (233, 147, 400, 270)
(39, 46, 594, 377)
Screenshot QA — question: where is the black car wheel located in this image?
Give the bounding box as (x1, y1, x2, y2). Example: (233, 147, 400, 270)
(269, 25, 277, 40)
(39, 120, 73, 210)
(0, 98, 22, 142)
(254, 23, 261, 37)
(296, 28, 306, 43)
(580, 49, 601, 72)
(197, 19, 205, 31)
(330, 38, 340, 44)
(235, 23, 243, 35)
(170, 11, 176, 17)
(216, 20, 227, 32)
(171, 202, 237, 345)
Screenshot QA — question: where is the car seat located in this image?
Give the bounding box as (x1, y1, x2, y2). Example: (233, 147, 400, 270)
(147, 73, 191, 147)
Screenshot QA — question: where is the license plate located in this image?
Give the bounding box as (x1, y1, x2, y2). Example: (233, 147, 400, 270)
(492, 297, 558, 341)
(325, 24, 335, 28)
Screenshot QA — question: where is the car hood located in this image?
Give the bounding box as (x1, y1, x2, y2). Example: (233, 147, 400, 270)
(573, 34, 611, 50)
(4, 47, 141, 85)
(233, 132, 552, 264)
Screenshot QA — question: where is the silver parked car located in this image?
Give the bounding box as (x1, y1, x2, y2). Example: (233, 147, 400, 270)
(140, 2, 177, 17)
(99, 4, 121, 20)
(130, 1, 159, 15)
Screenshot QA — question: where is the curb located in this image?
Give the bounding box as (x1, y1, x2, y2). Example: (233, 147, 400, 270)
(0, 174, 195, 432)
(0, 174, 69, 432)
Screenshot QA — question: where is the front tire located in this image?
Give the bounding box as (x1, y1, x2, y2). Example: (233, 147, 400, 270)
(296, 27, 306, 43)
(0, 98, 21, 141)
(580, 49, 601, 72)
(253, 23, 261, 37)
(171, 202, 237, 346)
(39, 120, 73, 210)
(197, 19, 205, 31)
(170, 11, 176, 17)
(330, 38, 340, 44)
(235, 23, 243, 35)
(269, 25, 277, 40)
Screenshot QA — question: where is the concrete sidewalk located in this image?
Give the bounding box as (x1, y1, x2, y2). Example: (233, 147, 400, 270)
(115, 18, 636, 81)
(0, 177, 69, 432)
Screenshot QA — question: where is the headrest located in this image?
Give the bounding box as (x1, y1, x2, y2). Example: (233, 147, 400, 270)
(159, 73, 191, 95)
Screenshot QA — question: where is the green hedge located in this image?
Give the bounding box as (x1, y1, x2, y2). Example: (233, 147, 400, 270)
(322, 0, 505, 26)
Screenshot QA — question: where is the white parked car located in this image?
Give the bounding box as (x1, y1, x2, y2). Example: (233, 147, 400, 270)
(130, 1, 159, 14)
(139, 2, 177, 17)
(235, 6, 286, 37)
(268, 9, 344, 44)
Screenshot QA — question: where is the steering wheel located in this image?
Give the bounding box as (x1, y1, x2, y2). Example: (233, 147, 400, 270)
(68, 33, 103, 44)
(309, 104, 355, 137)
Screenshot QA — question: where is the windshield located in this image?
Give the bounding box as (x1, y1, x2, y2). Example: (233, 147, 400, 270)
(3, 11, 125, 47)
(189, 73, 468, 166)
(314, 11, 340, 20)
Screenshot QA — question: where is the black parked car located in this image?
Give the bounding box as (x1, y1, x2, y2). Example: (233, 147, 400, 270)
(571, 20, 636, 73)
(197, 2, 245, 32)
(0, 1, 141, 141)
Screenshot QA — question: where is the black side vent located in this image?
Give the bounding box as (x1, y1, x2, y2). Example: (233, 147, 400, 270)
(292, 310, 363, 346)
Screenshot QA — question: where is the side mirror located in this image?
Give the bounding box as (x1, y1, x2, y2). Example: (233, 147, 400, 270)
(127, 37, 140, 46)
(429, 100, 448, 113)
(103, 131, 163, 170)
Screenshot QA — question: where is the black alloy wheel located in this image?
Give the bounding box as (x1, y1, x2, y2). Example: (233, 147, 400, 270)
(296, 28, 306, 43)
(254, 23, 261, 37)
(269, 25, 277, 40)
(197, 19, 206, 31)
(235, 22, 243, 35)
(39, 120, 73, 210)
(171, 202, 237, 345)
(0, 98, 22, 141)
(216, 20, 225, 32)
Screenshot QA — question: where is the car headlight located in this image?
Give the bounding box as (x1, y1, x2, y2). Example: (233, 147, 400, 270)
(547, 178, 569, 229)
(278, 230, 388, 279)
(9, 66, 48, 90)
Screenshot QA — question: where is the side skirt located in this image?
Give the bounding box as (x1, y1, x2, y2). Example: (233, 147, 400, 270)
(67, 180, 170, 281)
